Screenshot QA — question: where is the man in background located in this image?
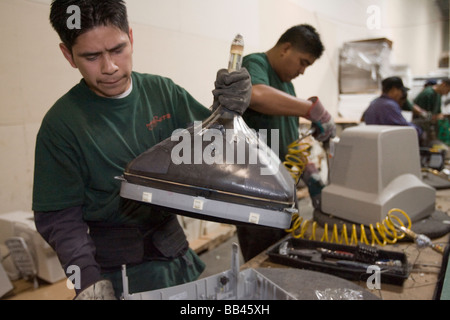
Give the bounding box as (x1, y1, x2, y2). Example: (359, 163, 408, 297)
(413, 78, 450, 144)
(363, 76, 423, 139)
(414, 78, 450, 119)
(238, 24, 336, 262)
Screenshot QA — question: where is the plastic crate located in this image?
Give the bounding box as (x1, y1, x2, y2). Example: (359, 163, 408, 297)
(121, 243, 296, 300)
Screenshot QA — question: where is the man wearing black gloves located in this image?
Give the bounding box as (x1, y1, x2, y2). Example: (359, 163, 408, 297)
(33, 0, 251, 299)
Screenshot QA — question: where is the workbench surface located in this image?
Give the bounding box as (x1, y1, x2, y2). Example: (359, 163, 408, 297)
(241, 189, 450, 300)
(4, 191, 450, 301)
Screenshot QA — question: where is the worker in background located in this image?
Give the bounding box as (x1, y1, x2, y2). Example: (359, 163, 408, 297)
(32, 0, 251, 299)
(362, 76, 423, 140)
(413, 78, 450, 145)
(414, 78, 450, 120)
(400, 79, 435, 120)
(238, 24, 336, 262)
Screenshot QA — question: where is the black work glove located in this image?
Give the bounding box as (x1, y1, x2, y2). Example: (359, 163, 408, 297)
(212, 68, 252, 115)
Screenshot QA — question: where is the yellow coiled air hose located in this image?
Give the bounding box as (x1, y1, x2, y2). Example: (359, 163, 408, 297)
(283, 140, 312, 184)
(285, 209, 412, 247)
(282, 137, 413, 247)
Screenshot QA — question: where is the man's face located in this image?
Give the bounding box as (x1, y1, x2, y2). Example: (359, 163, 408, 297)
(441, 83, 450, 96)
(395, 88, 408, 105)
(275, 43, 316, 83)
(60, 25, 134, 98)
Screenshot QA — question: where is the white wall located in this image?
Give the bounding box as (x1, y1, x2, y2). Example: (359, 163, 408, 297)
(0, 0, 445, 214)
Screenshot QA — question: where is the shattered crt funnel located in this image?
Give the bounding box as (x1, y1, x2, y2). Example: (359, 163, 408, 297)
(119, 34, 296, 229)
(119, 105, 296, 229)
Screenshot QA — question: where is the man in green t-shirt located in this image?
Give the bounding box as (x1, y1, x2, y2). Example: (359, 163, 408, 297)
(238, 25, 336, 262)
(413, 78, 450, 143)
(32, 0, 251, 299)
(414, 78, 450, 117)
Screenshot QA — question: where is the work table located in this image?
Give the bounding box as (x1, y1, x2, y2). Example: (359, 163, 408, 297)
(241, 188, 450, 300)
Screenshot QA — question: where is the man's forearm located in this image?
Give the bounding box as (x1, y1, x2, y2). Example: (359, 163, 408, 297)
(34, 206, 103, 293)
(249, 84, 313, 117)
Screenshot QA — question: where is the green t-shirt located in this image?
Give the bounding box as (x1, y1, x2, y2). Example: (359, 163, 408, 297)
(414, 86, 442, 114)
(242, 53, 299, 161)
(33, 71, 211, 226)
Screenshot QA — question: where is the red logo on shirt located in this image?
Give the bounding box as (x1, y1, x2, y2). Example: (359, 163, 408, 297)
(146, 114, 172, 131)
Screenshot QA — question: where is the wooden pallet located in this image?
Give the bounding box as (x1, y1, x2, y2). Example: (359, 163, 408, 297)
(189, 224, 236, 255)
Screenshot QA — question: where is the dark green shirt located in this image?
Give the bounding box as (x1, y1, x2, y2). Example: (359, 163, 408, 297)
(414, 86, 442, 114)
(33, 72, 211, 225)
(242, 53, 299, 161)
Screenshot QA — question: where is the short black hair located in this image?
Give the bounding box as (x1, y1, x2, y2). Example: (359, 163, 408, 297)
(277, 24, 324, 59)
(50, 0, 129, 52)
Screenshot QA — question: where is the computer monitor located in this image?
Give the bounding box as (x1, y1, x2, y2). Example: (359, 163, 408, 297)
(322, 126, 435, 226)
